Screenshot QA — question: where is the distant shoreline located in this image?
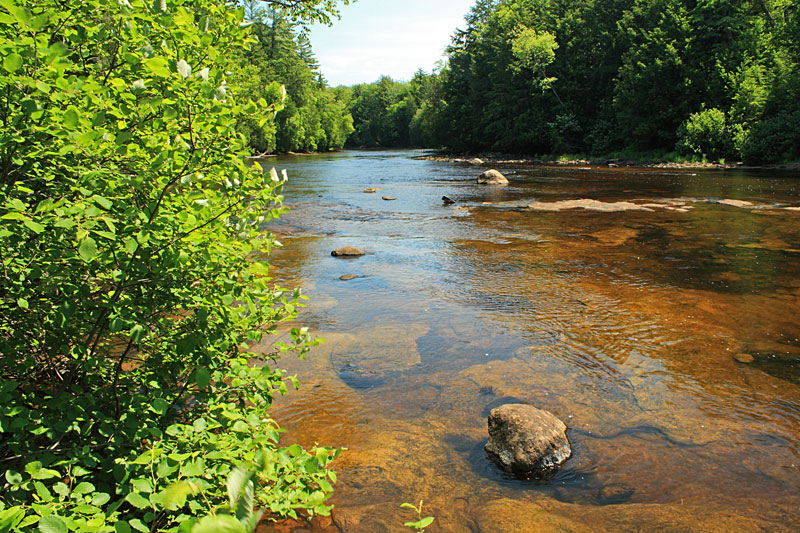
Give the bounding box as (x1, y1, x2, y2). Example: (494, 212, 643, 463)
(415, 152, 800, 171)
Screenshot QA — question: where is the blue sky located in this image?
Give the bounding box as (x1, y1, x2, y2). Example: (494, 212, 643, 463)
(309, 0, 476, 87)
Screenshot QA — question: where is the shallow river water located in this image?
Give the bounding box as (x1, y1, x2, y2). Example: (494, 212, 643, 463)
(256, 150, 800, 532)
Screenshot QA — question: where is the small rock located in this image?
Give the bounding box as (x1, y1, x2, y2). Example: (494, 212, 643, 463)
(363, 187, 377, 193)
(382, 196, 396, 201)
(485, 404, 571, 477)
(734, 353, 755, 364)
(470, 158, 485, 165)
(339, 274, 358, 281)
(477, 169, 509, 186)
(442, 196, 456, 205)
(331, 246, 366, 257)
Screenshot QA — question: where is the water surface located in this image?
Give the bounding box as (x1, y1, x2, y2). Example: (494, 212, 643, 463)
(257, 150, 800, 531)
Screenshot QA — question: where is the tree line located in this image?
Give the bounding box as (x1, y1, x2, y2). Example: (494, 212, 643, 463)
(339, 0, 800, 164)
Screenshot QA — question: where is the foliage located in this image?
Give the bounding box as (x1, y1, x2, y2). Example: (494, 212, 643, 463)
(400, 500, 434, 532)
(676, 108, 733, 161)
(0, 0, 342, 531)
(351, 0, 800, 163)
(510, 26, 558, 90)
(235, 2, 353, 154)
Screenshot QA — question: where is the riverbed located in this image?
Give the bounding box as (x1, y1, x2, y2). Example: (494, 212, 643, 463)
(256, 150, 800, 531)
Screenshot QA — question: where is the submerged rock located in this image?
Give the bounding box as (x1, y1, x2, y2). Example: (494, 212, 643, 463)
(331, 246, 366, 257)
(485, 404, 571, 477)
(477, 169, 509, 185)
(734, 353, 755, 364)
(339, 274, 359, 281)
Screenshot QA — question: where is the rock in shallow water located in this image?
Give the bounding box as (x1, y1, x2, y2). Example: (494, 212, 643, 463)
(485, 404, 571, 477)
(331, 246, 366, 257)
(477, 169, 509, 185)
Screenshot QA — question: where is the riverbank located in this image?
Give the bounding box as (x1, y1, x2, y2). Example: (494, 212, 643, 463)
(417, 152, 800, 171)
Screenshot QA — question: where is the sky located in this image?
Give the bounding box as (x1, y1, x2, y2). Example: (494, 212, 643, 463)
(308, 0, 476, 87)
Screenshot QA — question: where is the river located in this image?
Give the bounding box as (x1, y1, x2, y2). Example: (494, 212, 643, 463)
(256, 150, 800, 531)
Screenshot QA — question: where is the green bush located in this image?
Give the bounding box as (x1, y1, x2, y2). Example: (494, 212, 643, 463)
(676, 108, 734, 161)
(738, 110, 800, 164)
(0, 0, 338, 531)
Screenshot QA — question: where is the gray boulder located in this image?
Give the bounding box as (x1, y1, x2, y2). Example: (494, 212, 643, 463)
(477, 169, 509, 185)
(485, 404, 571, 477)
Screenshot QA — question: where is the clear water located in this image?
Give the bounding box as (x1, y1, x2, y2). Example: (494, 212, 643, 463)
(256, 150, 800, 531)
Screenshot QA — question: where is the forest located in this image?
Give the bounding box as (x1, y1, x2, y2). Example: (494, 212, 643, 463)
(341, 0, 800, 163)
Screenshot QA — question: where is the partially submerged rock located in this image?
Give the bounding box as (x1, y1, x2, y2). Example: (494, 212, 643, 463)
(331, 246, 366, 257)
(527, 199, 653, 212)
(363, 187, 377, 193)
(382, 196, 396, 201)
(485, 404, 571, 477)
(477, 169, 509, 185)
(442, 195, 456, 205)
(339, 274, 359, 281)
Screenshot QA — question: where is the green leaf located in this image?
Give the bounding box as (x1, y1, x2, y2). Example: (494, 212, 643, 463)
(159, 481, 194, 510)
(128, 519, 148, 533)
(5, 470, 22, 485)
(151, 398, 169, 415)
(177, 59, 191, 78)
(417, 516, 435, 528)
(78, 236, 98, 262)
(16, 298, 28, 309)
(3, 53, 22, 73)
(125, 492, 150, 510)
(114, 522, 132, 533)
(0, 506, 26, 533)
(23, 219, 44, 233)
(194, 367, 211, 389)
(144, 57, 170, 77)
(38, 515, 68, 533)
(62, 107, 79, 130)
(130, 324, 146, 343)
(72, 482, 96, 495)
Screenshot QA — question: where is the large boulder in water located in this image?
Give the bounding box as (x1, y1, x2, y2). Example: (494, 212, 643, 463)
(477, 169, 509, 185)
(485, 404, 571, 477)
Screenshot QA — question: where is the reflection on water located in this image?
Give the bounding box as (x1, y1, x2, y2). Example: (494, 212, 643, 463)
(255, 151, 800, 531)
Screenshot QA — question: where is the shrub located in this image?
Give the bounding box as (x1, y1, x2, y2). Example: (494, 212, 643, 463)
(676, 108, 734, 161)
(739, 110, 800, 164)
(0, 0, 337, 531)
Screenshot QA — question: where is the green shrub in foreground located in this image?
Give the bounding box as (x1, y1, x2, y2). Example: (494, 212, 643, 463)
(0, 0, 338, 531)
